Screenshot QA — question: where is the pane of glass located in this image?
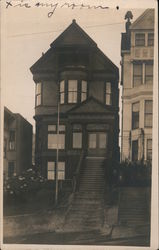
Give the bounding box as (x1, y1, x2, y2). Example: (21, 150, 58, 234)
(99, 133, 107, 149)
(36, 83, 41, 95)
(148, 33, 154, 46)
(147, 139, 152, 150)
(89, 134, 96, 149)
(68, 80, 77, 91)
(58, 171, 65, 180)
(48, 171, 55, 180)
(58, 162, 65, 171)
(60, 93, 65, 104)
(132, 102, 139, 112)
(60, 80, 65, 92)
(82, 81, 87, 92)
(145, 100, 152, 113)
(58, 134, 65, 149)
(145, 114, 152, 127)
(133, 64, 142, 75)
(48, 134, 57, 149)
(59, 125, 65, 132)
(48, 125, 56, 132)
(133, 76, 142, 86)
(68, 92, 77, 103)
(106, 82, 111, 93)
(73, 133, 82, 148)
(36, 94, 41, 106)
(145, 64, 153, 75)
(135, 34, 145, 46)
(106, 94, 111, 105)
(81, 93, 86, 102)
(48, 162, 55, 171)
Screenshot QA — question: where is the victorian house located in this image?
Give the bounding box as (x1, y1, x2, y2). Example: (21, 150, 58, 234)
(30, 20, 119, 184)
(121, 9, 154, 162)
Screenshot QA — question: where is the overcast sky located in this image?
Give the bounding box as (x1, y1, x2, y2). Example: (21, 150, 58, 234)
(2, 2, 151, 130)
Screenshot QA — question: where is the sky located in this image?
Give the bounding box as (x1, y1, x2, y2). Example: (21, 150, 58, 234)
(2, 2, 149, 131)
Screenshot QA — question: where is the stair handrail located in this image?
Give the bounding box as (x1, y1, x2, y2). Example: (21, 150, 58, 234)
(72, 151, 85, 193)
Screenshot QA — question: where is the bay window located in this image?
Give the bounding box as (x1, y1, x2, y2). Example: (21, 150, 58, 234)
(36, 83, 42, 106)
(81, 80, 87, 102)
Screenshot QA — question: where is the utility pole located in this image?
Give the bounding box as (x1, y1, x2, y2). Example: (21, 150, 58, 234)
(55, 84, 60, 205)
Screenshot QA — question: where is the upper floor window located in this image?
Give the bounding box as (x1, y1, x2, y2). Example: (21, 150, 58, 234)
(9, 130, 15, 150)
(105, 82, 112, 105)
(145, 100, 153, 127)
(36, 83, 42, 106)
(133, 64, 142, 86)
(68, 80, 78, 103)
(145, 63, 153, 84)
(81, 81, 87, 102)
(60, 80, 65, 104)
(135, 33, 145, 46)
(148, 33, 154, 46)
(132, 102, 139, 129)
(48, 124, 65, 149)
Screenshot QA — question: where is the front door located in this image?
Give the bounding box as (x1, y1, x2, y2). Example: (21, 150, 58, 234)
(88, 132, 108, 157)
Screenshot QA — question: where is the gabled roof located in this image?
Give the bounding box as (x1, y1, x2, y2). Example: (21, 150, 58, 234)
(50, 19, 97, 48)
(130, 9, 154, 30)
(67, 96, 114, 114)
(30, 20, 118, 75)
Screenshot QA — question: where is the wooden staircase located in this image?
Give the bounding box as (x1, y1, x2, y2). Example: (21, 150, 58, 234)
(118, 187, 150, 226)
(63, 158, 106, 232)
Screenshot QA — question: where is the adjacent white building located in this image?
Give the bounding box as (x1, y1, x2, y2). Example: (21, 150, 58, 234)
(121, 9, 154, 162)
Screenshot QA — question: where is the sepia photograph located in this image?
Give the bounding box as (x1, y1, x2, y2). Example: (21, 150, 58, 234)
(0, 0, 158, 249)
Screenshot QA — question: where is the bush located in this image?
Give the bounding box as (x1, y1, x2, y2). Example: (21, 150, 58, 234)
(117, 160, 152, 187)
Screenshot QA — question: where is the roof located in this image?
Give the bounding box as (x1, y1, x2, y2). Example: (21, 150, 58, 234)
(130, 9, 154, 30)
(30, 20, 118, 75)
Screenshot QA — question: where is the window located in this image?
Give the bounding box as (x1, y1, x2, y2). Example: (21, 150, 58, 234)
(132, 140, 138, 161)
(60, 80, 65, 104)
(35, 83, 42, 106)
(9, 131, 15, 150)
(133, 64, 142, 86)
(81, 81, 87, 102)
(135, 33, 145, 46)
(8, 162, 15, 177)
(99, 133, 107, 149)
(47, 162, 55, 180)
(89, 134, 97, 149)
(105, 82, 112, 105)
(48, 125, 65, 149)
(72, 124, 82, 149)
(148, 33, 154, 46)
(132, 102, 139, 129)
(145, 100, 153, 127)
(145, 63, 153, 84)
(47, 161, 65, 180)
(147, 139, 152, 161)
(68, 80, 78, 103)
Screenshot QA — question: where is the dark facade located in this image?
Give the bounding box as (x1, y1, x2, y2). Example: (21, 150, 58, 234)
(4, 107, 33, 177)
(30, 20, 119, 182)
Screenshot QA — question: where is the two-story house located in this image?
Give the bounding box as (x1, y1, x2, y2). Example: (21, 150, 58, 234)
(4, 107, 33, 177)
(121, 9, 154, 162)
(30, 20, 119, 184)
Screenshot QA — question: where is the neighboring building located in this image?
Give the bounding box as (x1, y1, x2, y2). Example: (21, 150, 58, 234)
(4, 107, 33, 177)
(121, 9, 154, 162)
(30, 20, 119, 183)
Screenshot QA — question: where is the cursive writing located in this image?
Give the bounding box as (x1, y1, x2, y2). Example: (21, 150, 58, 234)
(6, 0, 112, 17)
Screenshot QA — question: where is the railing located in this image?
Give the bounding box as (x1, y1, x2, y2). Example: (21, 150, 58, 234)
(72, 151, 85, 193)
